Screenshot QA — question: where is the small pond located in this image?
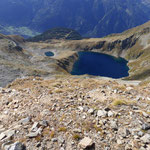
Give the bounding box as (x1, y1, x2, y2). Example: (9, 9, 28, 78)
(71, 51, 129, 79)
(45, 51, 54, 56)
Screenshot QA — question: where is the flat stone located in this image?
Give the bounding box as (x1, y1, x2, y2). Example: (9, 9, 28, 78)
(97, 110, 107, 117)
(27, 127, 42, 138)
(4, 130, 15, 139)
(137, 131, 144, 137)
(142, 112, 149, 118)
(30, 122, 39, 132)
(140, 134, 150, 143)
(58, 136, 65, 144)
(8, 142, 26, 150)
(142, 124, 150, 131)
(0, 132, 6, 140)
(78, 137, 93, 149)
(39, 120, 48, 127)
(73, 128, 82, 133)
(26, 132, 39, 138)
(20, 117, 31, 125)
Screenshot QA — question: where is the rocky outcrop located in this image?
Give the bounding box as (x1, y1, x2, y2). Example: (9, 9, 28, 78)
(57, 52, 79, 73)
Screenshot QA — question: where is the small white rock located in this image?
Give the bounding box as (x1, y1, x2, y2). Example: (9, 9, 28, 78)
(97, 110, 107, 117)
(78, 106, 84, 112)
(88, 108, 94, 114)
(31, 122, 39, 132)
(0, 133, 6, 140)
(78, 137, 93, 149)
(108, 111, 113, 117)
(141, 134, 150, 143)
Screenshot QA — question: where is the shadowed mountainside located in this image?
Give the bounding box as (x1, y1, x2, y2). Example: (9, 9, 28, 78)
(0, 0, 150, 37)
(27, 27, 82, 42)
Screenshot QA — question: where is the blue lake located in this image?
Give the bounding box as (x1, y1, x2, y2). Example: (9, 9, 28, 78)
(45, 51, 54, 56)
(71, 51, 129, 78)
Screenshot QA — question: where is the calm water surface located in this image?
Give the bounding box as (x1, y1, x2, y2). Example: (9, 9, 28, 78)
(45, 51, 54, 56)
(71, 51, 129, 78)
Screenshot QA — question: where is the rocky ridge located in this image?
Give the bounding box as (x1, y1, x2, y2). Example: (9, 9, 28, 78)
(1, 21, 150, 87)
(1, 76, 150, 149)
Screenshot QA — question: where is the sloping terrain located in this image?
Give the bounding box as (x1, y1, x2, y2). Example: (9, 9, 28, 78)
(1, 76, 150, 149)
(0, 34, 64, 87)
(28, 28, 82, 42)
(1, 21, 150, 87)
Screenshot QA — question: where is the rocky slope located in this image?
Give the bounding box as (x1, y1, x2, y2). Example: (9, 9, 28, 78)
(28, 28, 82, 42)
(1, 76, 150, 150)
(0, 0, 150, 37)
(1, 21, 150, 86)
(1, 13, 150, 150)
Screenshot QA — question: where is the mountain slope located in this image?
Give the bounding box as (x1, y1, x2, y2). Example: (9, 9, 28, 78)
(0, 0, 150, 37)
(1, 21, 150, 87)
(28, 27, 82, 42)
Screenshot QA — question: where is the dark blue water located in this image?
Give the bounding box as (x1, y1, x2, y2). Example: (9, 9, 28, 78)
(45, 51, 54, 56)
(71, 51, 129, 78)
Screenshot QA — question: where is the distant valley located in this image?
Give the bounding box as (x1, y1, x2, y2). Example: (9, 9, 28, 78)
(0, 0, 150, 37)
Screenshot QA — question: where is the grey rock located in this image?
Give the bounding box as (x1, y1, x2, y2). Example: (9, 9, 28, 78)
(119, 128, 130, 138)
(52, 138, 58, 142)
(140, 134, 150, 143)
(7, 142, 26, 150)
(58, 136, 65, 144)
(97, 110, 107, 117)
(137, 131, 144, 137)
(88, 108, 94, 114)
(20, 117, 31, 125)
(73, 128, 82, 133)
(142, 124, 150, 131)
(30, 122, 39, 132)
(132, 106, 139, 110)
(3, 130, 15, 140)
(110, 121, 118, 130)
(108, 111, 113, 117)
(27, 127, 42, 138)
(39, 120, 48, 127)
(26, 132, 39, 138)
(0, 132, 6, 140)
(78, 106, 84, 112)
(117, 139, 123, 145)
(142, 112, 149, 118)
(78, 137, 93, 149)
